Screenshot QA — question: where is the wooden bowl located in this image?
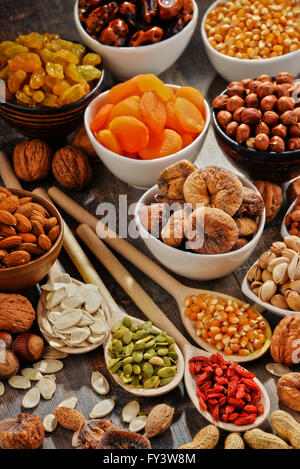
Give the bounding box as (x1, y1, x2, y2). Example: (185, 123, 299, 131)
(0, 189, 64, 291)
(212, 92, 300, 184)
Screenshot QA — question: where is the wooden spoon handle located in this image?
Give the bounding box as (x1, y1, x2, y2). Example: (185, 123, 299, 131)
(0, 151, 22, 189)
(48, 186, 183, 299)
(76, 223, 189, 349)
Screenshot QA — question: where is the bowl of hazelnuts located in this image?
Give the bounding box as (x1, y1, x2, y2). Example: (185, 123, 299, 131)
(212, 72, 300, 184)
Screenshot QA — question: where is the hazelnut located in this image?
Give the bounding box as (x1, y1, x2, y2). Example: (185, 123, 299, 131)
(226, 95, 245, 113)
(245, 93, 259, 108)
(276, 83, 292, 98)
(241, 78, 254, 89)
(288, 137, 300, 150)
(226, 121, 239, 138)
(246, 137, 255, 149)
(226, 82, 246, 98)
(255, 121, 270, 136)
(233, 106, 246, 122)
(289, 123, 300, 138)
(277, 96, 295, 113)
(257, 82, 276, 99)
(212, 94, 228, 109)
(0, 349, 19, 380)
(272, 124, 287, 139)
(269, 136, 285, 152)
(280, 110, 298, 126)
(256, 74, 272, 82)
(12, 333, 44, 362)
(276, 72, 294, 84)
(294, 107, 300, 121)
(217, 110, 232, 128)
(263, 111, 280, 127)
(0, 331, 13, 349)
(249, 80, 262, 94)
(255, 133, 270, 151)
(260, 95, 277, 112)
(236, 123, 251, 143)
(241, 108, 261, 125)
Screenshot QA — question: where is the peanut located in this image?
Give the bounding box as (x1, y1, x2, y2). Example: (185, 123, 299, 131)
(224, 432, 245, 449)
(244, 428, 291, 449)
(270, 410, 300, 449)
(179, 425, 219, 450)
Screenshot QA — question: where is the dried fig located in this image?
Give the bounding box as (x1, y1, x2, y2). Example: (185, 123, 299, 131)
(254, 180, 282, 224)
(161, 208, 188, 247)
(231, 238, 248, 251)
(77, 419, 116, 449)
(183, 166, 243, 216)
(270, 315, 300, 366)
(237, 187, 264, 216)
(157, 160, 196, 200)
(186, 207, 239, 254)
(235, 217, 258, 237)
(96, 429, 151, 449)
(0, 414, 44, 449)
(140, 203, 168, 237)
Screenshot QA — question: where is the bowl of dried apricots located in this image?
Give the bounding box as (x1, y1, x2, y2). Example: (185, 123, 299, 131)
(0, 32, 104, 138)
(85, 74, 210, 188)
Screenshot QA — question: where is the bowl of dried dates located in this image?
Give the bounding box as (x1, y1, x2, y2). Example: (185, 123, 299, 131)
(135, 161, 265, 280)
(85, 75, 210, 188)
(0, 32, 104, 138)
(74, 0, 198, 79)
(212, 72, 300, 184)
(0, 187, 63, 291)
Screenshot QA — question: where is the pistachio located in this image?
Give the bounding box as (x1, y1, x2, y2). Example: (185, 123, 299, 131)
(262, 270, 273, 282)
(284, 235, 300, 253)
(285, 290, 300, 311)
(247, 264, 262, 282)
(288, 253, 299, 281)
(258, 250, 276, 269)
(259, 280, 277, 302)
(267, 257, 290, 272)
(251, 280, 263, 291)
(290, 280, 300, 293)
(270, 294, 288, 309)
(272, 262, 289, 284)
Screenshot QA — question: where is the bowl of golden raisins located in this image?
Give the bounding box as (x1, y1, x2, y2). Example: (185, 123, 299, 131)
(0, 32, 104, 138)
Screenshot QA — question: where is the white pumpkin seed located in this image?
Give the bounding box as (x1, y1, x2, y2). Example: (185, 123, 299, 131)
(41, 282, 66, 292)
(55, 274, 72, 284)
(43, 374, 56, 381)
(41, 317, 55, 337)
(90, 399, 115, 418)
(58, 397, 78, 408)
(43, 414, 57, 432)
(51, 328, 68, 340)
(22, 388, 40, 408)
(78, 311, 94, 326)
(85, 291, 101, 314)
(90, 318, 107, 335)
(88, 335, 104, 344)
(67, 283, 79, 296)
(21, 369, 43, 381)
(69, 327, 90, 345)
(61, 296, 84, 309)
(55, 309, 82, 330)
(42, 346, 68, 359)
(72, 340, 90, 348)
(129, 416, 147, 432)
(0, 381, 4, 397)
(47, 287, 68, 309)
(72, 430, 80, 447)
(47, 310, 62, 324)
(91, 371, 110, 395)
(122, 401, 140, 423)
(49, 339, 66, 348)
(8, 375, 31, 389)
(266, 363, 291, 377)
(33, 359, 63, 374)
(37, 377, 56, 399)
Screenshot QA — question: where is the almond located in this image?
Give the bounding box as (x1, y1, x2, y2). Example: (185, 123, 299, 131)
(19, 197, 32, 205)
(53, 407, 85, 431)
(0, 187, 12, 197)
(0, 249, 8, 260)
(18, 232, 37, 243)
(38, 234, 52, 251)
(2, 250, 31, 267)
(31, 220, 44, 237)
(30, 212, 46, 226)
(44, 217, 58, 232)
(0, 224, 16, 237)
(0, 210, 17, 226)
(16, 243, 45, 255)
(0, 193, 7, 202)
(145, 404, 174, 438)
(0, 236, 22, 249)
(48, 225, 60, 243)
(0, 195, 19, 213)
(15, 213, 32, 233)
(15, 202, 48, 218)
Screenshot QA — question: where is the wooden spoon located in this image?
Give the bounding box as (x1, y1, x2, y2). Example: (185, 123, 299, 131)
(48, 187, 272, 362)
(76, 224, 270, 431)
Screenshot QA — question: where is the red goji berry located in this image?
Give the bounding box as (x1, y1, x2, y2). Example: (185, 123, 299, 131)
(225, 405, 235, 414)
(195, 362, 202, 374)
(198, 396, 207, 411)
(243, 405, 257, 413)
(219, 396, 227, 407)
(222, 414, 229, 422)
(189, 362, 195, 374)
(236, 384, 245, 399)
(189, 356, 210, 362)
(213, 384, 226, 393)
(200, 381, 212, 391)
(235, 366, 256, 379)
(241, 378, 260, 393)
(207, 398, 218, 405)
(228, 382, 237, 397)
(215, 376, 228, 385)
(205, 392, 224, 399)
(202, 365, 214, 373)
(212, 404, 219, 422)
(234, 414, 256, 426)
(228, 412, 239, 422)
(196, 372, 208, 385)
(257, 402, 264, 415)
(244, 392, 251, 402)
(215, 367, 223, 376)
(227, 398, 245, 407)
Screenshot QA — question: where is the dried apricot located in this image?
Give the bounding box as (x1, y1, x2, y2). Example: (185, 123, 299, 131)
(97, 129, 122, 154)
(139, 129, 182, 160)
(109, 116, 149, 153)
(140, 91, 167, 133)
(181, 133, 195, 148)
(90, 104, 114, 133)
(8, 52, 42, 73)
(107, 75, 142, 104)
(138, 74, 172, 102)
(175, 97, 205, 133)
(176, 87, 206, 119)
(108, 96, 141, 122)
(165, 100, 186, 134)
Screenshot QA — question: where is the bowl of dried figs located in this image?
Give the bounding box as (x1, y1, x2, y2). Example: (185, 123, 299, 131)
(74, 0, 198, 80)
(212, 72, 300, 184)
(0, 188, 63, 291)
(135, 161, 265, 280)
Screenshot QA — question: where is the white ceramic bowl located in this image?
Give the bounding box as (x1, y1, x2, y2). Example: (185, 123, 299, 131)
(201, 0, 300, 82)
(74, 0, 198, 80)
(135, 175, 266, 280)
(281, 199, 297, 239)
(84, 85, 211, 189)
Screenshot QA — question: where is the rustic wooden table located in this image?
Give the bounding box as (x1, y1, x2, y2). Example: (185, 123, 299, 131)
(0, 0, 299, 450)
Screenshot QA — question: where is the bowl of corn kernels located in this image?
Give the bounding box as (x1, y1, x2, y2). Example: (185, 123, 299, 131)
(201, 0, 300, 82)
(0, 32, 104, 138)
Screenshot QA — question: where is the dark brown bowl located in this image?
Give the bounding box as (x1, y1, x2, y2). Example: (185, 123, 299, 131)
(0, 51, 104, 138)
(212, 99, 300, 184)
(0, 189, 64, 292)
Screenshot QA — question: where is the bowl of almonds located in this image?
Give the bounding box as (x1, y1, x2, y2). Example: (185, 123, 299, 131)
(0, 187, 63, 291)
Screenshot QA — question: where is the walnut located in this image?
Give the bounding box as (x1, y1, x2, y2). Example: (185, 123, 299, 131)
(72, 126, 98, 162)
(0, 293, 36, 333)
(0, 414, 44, 449)
(287, 178, 300, 204)
(277, 373, 300, 412)
(254, 180, 282, 224)
(157, 160, 196, 200)
(270, 315, 300, 366)
(13, 139, 52, 182)
(52, 145, 92, 191)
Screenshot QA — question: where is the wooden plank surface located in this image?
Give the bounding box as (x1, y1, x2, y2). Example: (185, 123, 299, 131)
(0, 0, 299, 450)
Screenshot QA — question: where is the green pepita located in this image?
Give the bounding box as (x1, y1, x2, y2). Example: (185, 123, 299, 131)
(157, 367, 176, 378)
(132, 351, 143, 363)
(122, 317, 132, 328)
(142, 362, 153, 377)
(143, 376, 159, 389)
(149, 356, 165, 367)
(157, 347, 169, 356)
